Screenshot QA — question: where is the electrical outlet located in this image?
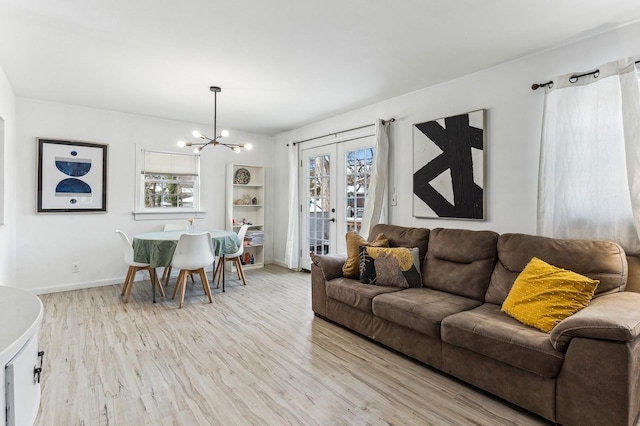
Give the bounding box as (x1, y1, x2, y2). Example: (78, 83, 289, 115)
(72, 262, 80, 273)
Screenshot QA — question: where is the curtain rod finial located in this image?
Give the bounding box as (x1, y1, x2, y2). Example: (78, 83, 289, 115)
(531, 80, 553, 91)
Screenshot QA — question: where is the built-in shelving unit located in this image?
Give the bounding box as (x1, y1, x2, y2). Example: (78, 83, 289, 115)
(226, 164, 265, 270)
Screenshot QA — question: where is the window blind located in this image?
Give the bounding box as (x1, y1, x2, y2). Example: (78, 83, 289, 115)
(141, 150, 199, 176)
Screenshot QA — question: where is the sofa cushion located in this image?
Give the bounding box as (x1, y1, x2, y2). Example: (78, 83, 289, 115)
(369, 224, 430, 267)
(372, 288, 482, 338)
(325, 278, 402, 313)
(441, 303, 565, 378)
(423, 228, 498, 301)
(485, 233, 627, 305)
(359, 246, 421, 288)
(342, 232, 389, 278)
(502, 257, 599, 333)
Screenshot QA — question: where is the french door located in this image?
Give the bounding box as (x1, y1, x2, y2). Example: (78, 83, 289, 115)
(299, 136, 375, 270)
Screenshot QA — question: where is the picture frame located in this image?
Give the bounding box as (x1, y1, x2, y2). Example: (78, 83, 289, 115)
(412, 109, 486, 220)
(37, 138, 108, 213)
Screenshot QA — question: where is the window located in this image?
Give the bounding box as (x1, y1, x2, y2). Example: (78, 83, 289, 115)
(135, 149, 201, 216)
(345, 147, 374, 233)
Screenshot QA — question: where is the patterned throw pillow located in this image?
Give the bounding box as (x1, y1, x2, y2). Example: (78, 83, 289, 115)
(342, 232, 388, 278)
(501, 257, 600, 333)
(359, 246, 422, 288)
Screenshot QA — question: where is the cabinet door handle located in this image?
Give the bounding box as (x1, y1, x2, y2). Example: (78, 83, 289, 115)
(38, 350, 45, 367)
(34, 367, 42, 384)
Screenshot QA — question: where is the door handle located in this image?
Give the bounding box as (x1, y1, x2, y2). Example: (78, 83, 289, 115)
(328, 218, 336, 223)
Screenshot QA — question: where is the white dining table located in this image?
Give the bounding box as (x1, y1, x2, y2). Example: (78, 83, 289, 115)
(132, 229, 240, 302)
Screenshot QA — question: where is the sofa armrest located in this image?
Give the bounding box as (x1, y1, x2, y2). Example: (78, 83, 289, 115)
(550, 292, 640, 351)
(311, 254, 347, 281)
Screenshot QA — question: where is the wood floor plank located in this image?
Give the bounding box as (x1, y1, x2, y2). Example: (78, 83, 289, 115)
(35, 265, 550, 425)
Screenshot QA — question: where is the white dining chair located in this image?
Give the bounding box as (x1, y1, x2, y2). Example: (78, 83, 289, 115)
(161, 222, 192, 285)
(213, 224, 249, 287)
(163, 223, 189, 231)
(170, 232, 215, 308)
(115, 230, 165, 303)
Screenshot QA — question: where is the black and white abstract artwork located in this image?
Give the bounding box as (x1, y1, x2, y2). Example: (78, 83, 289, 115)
(412, 110, 485, 219)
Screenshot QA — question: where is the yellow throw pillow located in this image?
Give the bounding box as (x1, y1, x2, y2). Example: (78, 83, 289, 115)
(501, 257, 599, 333)
(342, 232, 388, 278)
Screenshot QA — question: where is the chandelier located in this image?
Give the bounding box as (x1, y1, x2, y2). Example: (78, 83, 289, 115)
(178, 86, 252, 153)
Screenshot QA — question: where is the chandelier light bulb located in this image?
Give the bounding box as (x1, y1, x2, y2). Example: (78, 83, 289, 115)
(233, 147, 241, 153)
(245, 143, 253, 150)
(192, 130, 202, 138)
(177, 140, 186, 147)
(193, 147, 200, 154)
(220, 130, 229, 137)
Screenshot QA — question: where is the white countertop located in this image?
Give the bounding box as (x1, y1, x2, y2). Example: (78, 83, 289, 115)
(0, 286, 43, 363)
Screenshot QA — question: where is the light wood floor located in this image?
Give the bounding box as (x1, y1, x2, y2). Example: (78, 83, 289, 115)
(35, 265, 550, 425)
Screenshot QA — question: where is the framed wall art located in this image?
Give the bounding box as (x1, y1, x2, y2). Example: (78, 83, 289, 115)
(412, 109, 485, 220)
(37, 138, 108, 213)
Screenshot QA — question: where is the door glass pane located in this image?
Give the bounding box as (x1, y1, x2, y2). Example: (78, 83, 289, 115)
(345, 147, 374, 234)
(307, 155, 330, 256)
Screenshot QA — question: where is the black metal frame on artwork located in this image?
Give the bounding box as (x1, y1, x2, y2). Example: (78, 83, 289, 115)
(36, 138, 108, 213)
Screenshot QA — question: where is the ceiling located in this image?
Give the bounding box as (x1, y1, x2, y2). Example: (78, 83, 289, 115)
(1, 0, 640, 136)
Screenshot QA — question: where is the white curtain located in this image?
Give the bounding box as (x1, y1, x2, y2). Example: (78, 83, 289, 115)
(284, 142, 300, 269)
(538, 58, 640, 253)
(360, 119, 390, 240)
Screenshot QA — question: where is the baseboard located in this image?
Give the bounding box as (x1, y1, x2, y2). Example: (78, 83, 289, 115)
(30, 277, 124, 295)
(270, 259, 289, 268)
(32, 265, 216, 295)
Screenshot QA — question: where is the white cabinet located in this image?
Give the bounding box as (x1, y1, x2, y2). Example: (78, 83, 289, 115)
(226, 164, 265, 270)
(0, 287, 43, 426)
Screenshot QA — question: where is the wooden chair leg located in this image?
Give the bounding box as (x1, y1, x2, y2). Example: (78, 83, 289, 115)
(234, 258, 247, 285)
(214, 260, 224, 289)
(179, 272, 188, 309)
(239, 261, 247, 285)
(163, 266, 172, 286)
(151, 268, 165, 297)
(236, 259, 242, 280)
(122, 266, 134, 296)
(198, 269, 213, 303)
(123, 267, 137, 303)
(172, 270, 185, 300)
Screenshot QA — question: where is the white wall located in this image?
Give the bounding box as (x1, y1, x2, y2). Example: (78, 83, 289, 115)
(270, 22, 640, 265)
(0, 66, 17, 286)
(15, 99, 272, 293)
(7, 21, 640, 290)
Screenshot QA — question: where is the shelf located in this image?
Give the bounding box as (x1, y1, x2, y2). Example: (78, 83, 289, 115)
(227, 163, 265, 271)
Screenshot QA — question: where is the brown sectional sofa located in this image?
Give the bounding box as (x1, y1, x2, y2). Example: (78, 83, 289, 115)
(311, 224, 640, 426)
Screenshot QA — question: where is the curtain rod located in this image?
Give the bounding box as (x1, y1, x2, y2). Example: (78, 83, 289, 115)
(300, 133, 375, 150)
(531, 60, 640, 90)
(287, 118, 395, 146)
